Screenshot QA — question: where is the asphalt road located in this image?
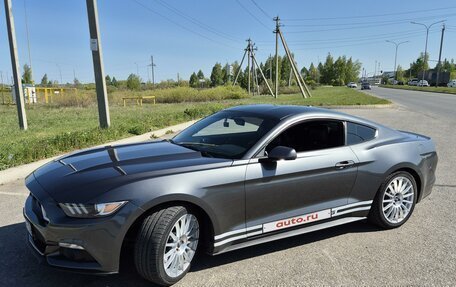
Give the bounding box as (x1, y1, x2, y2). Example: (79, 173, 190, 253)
(365, 86, 456, 120)
(0, 89, 455, 286)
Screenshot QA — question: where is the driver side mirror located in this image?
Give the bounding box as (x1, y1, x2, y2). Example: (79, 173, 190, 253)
(259, 146, 297, 163)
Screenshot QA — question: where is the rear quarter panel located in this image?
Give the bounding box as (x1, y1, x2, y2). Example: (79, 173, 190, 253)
(348, 129, 437, 203)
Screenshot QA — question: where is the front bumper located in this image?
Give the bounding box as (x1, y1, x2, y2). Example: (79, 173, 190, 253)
(23, 177, 140, 274)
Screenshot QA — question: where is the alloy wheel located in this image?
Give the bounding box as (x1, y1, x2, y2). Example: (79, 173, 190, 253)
(382, 176, 414, 224)
(163, 213, 199, 278)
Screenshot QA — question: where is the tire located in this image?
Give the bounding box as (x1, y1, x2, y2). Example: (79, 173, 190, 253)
(368, 171, 417, 229)
(134, 206, 200, 286)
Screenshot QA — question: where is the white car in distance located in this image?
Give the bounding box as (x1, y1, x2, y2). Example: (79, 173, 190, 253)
(447, 80, 456, 88)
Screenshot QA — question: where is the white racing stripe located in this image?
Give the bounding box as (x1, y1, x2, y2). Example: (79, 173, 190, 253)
(214, 200, 373, 247)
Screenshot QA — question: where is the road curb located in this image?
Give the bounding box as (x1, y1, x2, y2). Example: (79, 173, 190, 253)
(325, 104, 395, 109)
(0, 119, 198, 186)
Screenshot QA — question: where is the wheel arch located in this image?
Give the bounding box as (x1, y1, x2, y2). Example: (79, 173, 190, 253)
(388, 164, 423, 203)
(119, 197, 216, 271)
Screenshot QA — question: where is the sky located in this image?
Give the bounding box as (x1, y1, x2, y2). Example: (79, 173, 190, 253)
(1, 0, 456, 84)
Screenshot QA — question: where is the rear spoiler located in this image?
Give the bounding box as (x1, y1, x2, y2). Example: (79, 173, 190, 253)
(398, 130, 431, 140)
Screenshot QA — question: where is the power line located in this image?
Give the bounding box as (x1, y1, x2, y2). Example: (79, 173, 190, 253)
(291, 30, 441, 51)
(153, 0, 240, 42)
(283, 12, 456, 27)
(282, 6, 456, 21)
(131, 0, 236, 49)
(257, 29, 427, 45)
(249, 0, 271, 19)
(285, 14, 455, 33)
(235, 0, 270, 31)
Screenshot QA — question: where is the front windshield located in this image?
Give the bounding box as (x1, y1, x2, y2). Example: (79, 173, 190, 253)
(172, 111, 279, 159)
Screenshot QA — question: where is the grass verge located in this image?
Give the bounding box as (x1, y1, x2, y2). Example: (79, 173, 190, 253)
(380, 84, 456, 95)
(0, 87, 389, 170)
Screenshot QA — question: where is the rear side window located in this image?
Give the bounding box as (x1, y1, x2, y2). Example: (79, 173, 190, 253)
(347, 122, 376, 145)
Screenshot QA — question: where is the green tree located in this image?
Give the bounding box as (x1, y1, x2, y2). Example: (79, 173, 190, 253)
(126, 74, 141, 90)
(222, 63, 231, 83)
(307, 63, 320, 83)
(40, 74, 48, 86)
(320, 53, 335, 85)
(333, 56, 346, 86)
(396, 65, 405, 82)
(189, 72, 198, 88)
(105, 75, 112, 85)
(210, 63, 224, 87)
(410, 53, 429, 78)
(111, 76, 118, 87)
(197, 70, 205, 80)
(22, 64, 32, 84)
(345, 57, 361, 83)
(280, 56, 292, 84)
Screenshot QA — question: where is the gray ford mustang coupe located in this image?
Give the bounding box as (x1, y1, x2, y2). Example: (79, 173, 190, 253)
(24, 105, 437, 286)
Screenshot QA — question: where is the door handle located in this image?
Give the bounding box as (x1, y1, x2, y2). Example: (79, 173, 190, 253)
(335, 160, 355, 169)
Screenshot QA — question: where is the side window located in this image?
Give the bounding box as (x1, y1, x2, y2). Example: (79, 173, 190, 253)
(266, 120, 345, 153)
(347, 122, 376, 145)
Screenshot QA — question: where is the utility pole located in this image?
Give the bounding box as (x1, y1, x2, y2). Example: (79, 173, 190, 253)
(1, 71, 4, 105)
(386, 40, 409, 82)
(24, 0, 33, 83)
(56, 64, 63, 85)
(233, 46, 248, 86)
(233, 41, 275, 97)
(273, 16, 280, 98)
(436, 24, 445, 87)
(277, 27, 311, 98)
(86, 0, 110, 128)
(4, 0, 27, 129)
(251, 47, 275, 97)
(177, 73, 180, 84)
(411, 20, 445, 83)
(251, 44, 259, 95)
(374, 60, 377, 79)
(247, 38, 251, 95)
(149, 55, 156, 86)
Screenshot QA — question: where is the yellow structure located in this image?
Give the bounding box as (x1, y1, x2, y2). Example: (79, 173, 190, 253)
(35, 87, 77, 103)
(122, 95, 156, 107)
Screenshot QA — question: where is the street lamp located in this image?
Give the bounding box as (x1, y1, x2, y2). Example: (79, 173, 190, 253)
(411, 20, 445, 84)
(386, 40, 409, 82)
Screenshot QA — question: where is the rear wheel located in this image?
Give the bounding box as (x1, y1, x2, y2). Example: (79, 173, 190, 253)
(135, 206, 200, 286)
(369, 171, 417, 229)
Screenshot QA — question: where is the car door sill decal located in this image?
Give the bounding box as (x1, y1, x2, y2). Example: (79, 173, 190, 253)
(213, 200, 372, 247)
(216, 217, 367, 254)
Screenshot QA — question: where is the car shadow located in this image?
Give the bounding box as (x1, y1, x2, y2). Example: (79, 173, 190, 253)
(0, 220, 381, 286)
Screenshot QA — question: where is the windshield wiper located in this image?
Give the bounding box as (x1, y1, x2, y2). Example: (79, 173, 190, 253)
(175, 141, 217, 147)
(175, 142, 217, 158)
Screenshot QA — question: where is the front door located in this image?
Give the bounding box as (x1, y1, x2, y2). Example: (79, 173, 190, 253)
(245, 120, 358, 234)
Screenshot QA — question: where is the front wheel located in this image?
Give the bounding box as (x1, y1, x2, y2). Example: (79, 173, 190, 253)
(368, 171, 417, 229)
(135, 206, 200, 286)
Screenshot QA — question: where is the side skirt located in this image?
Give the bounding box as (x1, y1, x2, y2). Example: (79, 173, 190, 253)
(213, 216, 366, 255)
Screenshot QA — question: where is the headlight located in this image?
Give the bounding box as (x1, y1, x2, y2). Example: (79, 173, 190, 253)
(59, 201, 127, 218)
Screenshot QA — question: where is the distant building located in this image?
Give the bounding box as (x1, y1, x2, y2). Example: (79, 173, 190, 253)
(418, 70, 450, 86)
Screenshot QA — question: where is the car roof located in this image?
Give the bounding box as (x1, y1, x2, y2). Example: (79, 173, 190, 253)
(223, 104, 388, 130)
(224, 104, 347, 120)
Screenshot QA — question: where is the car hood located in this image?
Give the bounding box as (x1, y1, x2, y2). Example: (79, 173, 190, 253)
(31, 141, 232, 203)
